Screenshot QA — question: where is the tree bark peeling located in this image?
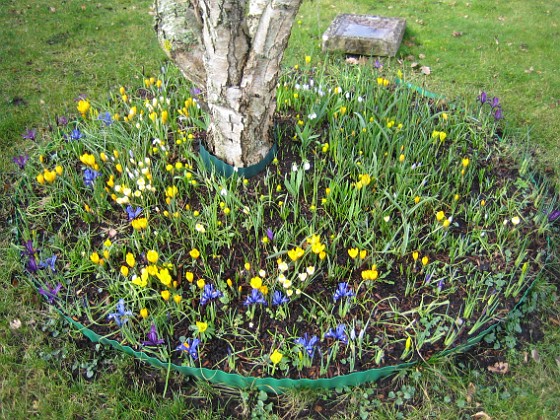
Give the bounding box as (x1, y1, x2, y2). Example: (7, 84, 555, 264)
(155, 0, 302, 168)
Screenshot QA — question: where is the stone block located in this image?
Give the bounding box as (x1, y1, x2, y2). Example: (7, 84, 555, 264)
(322, 14, 406, 57)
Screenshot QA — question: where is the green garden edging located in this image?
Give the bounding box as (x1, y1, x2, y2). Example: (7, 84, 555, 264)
(199, 142, 278, 178)
(52, 281, 533, 393)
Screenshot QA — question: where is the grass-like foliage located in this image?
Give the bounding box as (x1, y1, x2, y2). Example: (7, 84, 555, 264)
(11, 61, 557, 380)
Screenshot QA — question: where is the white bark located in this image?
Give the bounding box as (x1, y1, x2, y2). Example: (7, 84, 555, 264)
(155, 0, 302, 168)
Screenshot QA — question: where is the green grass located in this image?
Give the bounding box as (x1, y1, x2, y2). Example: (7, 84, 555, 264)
(1, 0, 559, 418)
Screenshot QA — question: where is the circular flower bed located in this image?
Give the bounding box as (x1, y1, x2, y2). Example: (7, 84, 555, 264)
(12, 63, 555, 385)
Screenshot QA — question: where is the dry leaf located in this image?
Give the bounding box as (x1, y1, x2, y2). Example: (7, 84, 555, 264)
(421, 66, 431, 75)
(9, 319, 22, 330)
(524, 66, 534, 74)
(419, 53, 426, 59)
(108, 228, 118, 238)
(531, 349, 541, 363)
(411, 62, 419, 68)
(49, 7, 56, 13)
(345, 57, 359, 65)
(452, 31, 464, 37)
(523, 351, 529, 363)
(487, 361, 509, 374)
(466, 382, 476, 403)
(472, 411, 491, 420)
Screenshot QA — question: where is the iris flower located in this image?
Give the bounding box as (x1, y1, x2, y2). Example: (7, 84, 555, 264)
(295, 333, 319, 357)
(333, 282, 354, 302)
(324, 324, 348, 344)
(98, 111, 113, 126)
(22, 240, 38, 273)
(38, 282, 62, 304)
(38, 255, 57, 272)
(107, 298, 133, 327)
(244, 289, 267, 306)
(126, 205, 143, 221)
(266, 228, 274, 242)
(83, 168, 100, 187)
(69, 128, 84, 141)
(142, 324, 165, 346)
(12, 154, 29, 169)
(271, 290, 289, 306)
(176, 338, 200, 360)
(200, 284, 223, 306)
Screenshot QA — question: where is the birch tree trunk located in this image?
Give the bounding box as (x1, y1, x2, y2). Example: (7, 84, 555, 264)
(155, 0, 302, 168)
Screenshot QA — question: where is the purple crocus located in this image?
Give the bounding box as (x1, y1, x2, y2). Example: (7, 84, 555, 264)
(333, 282, 354, 302)
(324, 324, 348, 345)
(548, 209, 560, 223)
(142, 324, 165, 346)
(83, 168, 100, 187)
(176, 338, 200, 360)
(98, 111, 113, 126)
(374, 59, 382, 69)
(437, 279, 445, 292)
(38, 255, 57, 272)
(266, 228, 274, 242)
(38, 282, 62, 304)
(56, 115, 69, 126)
(200, 283, 223, 306)
(477, 91, 487, 104)
(22, 240, 38, 272)
(493, 107, 504, 121)
(190, 87, 202, 97)
(126, 205, 143, 221)
(244, 289, 267, 306)
(23, 240, 37, 256)
(22, 128, 37, 141)
(271, 290, 289, 306)
(12, 154, 29, 169)
(107, 298, 133, 327)
(490, 96, 500, 109)
(295, 333, 319, 357)
(26, 256, 39, 273)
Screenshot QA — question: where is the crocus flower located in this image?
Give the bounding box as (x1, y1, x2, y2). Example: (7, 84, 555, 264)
(38, 282, 62, 304)
(38, 255, 57, 272)
(374, 59, 382, 69)
(142, 324, 165, 346)
(244, 289, 267, 306)
(126, 205, 142, 221)
(190, 87, 202, 96)
(333, 282, 354, 302)
(83, 168, 100, 187)
(107, 298, 133, 327)
(12, 154, 29, 169)
(266, 228, 274, 242)
(271, 290, 290, 306)
(437, 279, 445, 292)
(98, 111, 113, 126)
(176, 338, 200, 360)
(200, 283, 223, 306)
(26, 256, 38, 273)
(295, 333, 319, 357)
(490, 96, 500, 109)
(493, 107, 503, 121)
(22, 128, 37, 141)
(548, 209, 560, 223)
(56, 115, 68, 126)
(477, 91, 487, 104)
(324, 324, 348, 345)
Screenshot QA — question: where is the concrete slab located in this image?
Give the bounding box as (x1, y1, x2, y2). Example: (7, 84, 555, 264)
(322, 14, 406, 57)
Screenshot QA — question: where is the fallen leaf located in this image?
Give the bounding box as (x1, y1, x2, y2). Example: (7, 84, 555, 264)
(345, 57, 359, 65)
(421, 66, 431, 75)
(419, 53, 426, 59)
(524, 66, 534, 74)
(531, 349, 541, 363)
(487, 361, 509, 374)
(523, 351, 529, 363)
(498, 16, 506, 21)
(81, 5, 86, 10)
(466, 382, 476, 403)
(472, 411, 491, 420)
(410, 62, 419, 68)
(555, 357, 560, 368)
(452, 31, 464, 37)
(49, 7, 56, 13)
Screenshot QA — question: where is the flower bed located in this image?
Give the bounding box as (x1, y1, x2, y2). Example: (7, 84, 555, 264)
(12, 62, 555, 387)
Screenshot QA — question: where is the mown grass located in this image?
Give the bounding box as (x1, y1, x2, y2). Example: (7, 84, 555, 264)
(1, 0, 559, 418)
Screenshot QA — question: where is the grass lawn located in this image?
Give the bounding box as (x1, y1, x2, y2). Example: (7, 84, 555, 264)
(1, 0, 559, 418)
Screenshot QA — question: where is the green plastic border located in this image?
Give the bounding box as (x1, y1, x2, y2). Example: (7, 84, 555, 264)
(199, 142, 277, 178)
(53, 283, 533, 393)
(21, 81, 540, 392)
